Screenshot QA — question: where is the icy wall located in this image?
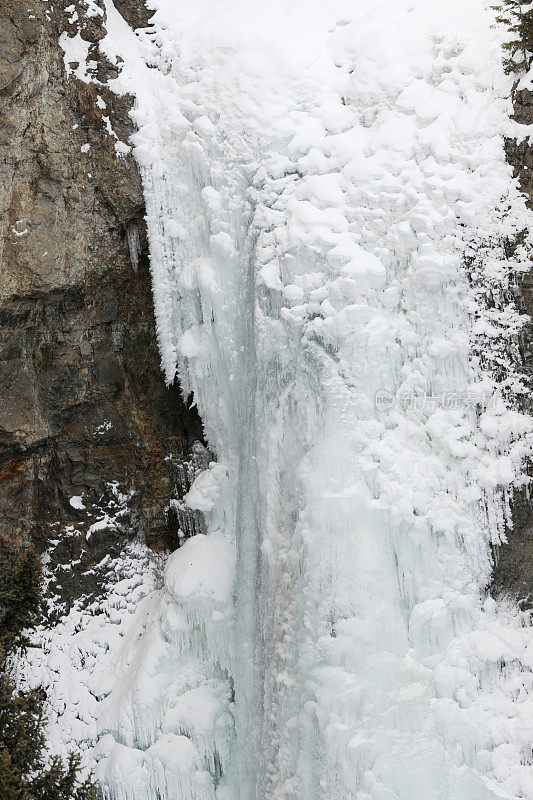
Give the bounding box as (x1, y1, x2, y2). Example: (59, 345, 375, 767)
(24, 0, 533, 798)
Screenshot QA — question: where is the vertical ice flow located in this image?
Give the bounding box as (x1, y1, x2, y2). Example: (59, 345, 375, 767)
(95, 1, 533, 799)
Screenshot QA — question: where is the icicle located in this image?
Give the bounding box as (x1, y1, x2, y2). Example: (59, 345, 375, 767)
(126, 220, 141, 273)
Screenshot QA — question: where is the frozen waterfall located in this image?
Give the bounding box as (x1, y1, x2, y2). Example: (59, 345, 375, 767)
(52, 0, 533, 798)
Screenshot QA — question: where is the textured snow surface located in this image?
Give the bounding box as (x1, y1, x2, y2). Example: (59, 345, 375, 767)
(21, 0, 533, 799)
(13, 541, 161, 766)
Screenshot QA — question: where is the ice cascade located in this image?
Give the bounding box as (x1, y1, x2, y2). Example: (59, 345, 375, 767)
(89, 1, 533, 798)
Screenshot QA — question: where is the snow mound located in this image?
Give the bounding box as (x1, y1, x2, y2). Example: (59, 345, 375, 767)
(165, 534, 235, 604)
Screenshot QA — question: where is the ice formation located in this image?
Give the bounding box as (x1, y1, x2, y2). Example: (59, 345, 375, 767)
(21, 1, 533, 799)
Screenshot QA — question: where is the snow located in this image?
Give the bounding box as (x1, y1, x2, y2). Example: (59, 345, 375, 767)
(183, 463, 227, 515)
(29, 0, 533, 799)
(115, 140, 131, 157)
(13, 542, 161, 771)
(164, 534, 235, 604)
(69, 495, 86, 510)
(59, 31, 93, 84)
(94, 420, 112, 435)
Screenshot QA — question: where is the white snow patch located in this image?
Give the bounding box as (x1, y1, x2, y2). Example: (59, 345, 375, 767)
(59, 31, 92, 83)
(164, 534, 235, 605)
(69, 495, 86, 510)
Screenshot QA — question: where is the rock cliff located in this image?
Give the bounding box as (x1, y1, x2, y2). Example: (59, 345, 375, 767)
(0, 0, 205, 611)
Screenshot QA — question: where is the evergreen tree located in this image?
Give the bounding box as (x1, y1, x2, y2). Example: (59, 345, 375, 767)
(30, 754, 98, 800)
(0, 550, 42, 654)
(0, 550, 99, 800)
(493, 0, 533, 72)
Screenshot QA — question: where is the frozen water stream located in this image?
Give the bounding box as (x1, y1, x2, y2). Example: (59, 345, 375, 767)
(25, 1, 533, 799)
(97, 0, 533, 797)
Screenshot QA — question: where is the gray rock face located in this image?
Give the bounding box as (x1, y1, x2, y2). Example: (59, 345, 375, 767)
(0, 0, 204, 604)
